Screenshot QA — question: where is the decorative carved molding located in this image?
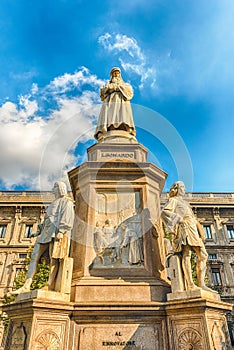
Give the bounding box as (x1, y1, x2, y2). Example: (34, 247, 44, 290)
(178, 328, 203, 350)
(14, 207, 22, 219)
(211, 321, 226, 349)
(213, 207, 220, 216)
(0, 218, 12, 223)
(35, 330, 61, 350)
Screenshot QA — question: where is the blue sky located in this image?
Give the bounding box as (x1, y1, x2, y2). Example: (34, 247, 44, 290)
(0, 0, 233, 192)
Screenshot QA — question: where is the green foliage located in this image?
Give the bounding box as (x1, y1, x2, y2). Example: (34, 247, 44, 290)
(0, 312, 10, 333)
(1, 247, 50, 335)
(3, 294, 16, 304)
(4, 247, 50, 304)
(1, 292, 16, 333)
(11, 247, 33, 292)
(14, 268, 27, 290)
(31, 259, 50, 290)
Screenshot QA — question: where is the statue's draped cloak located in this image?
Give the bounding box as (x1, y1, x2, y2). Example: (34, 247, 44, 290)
(37, 196, 74, 259)
(162, 197, 204, 251)
(121, 228, 143, 264)
(94, 81, 135, 138)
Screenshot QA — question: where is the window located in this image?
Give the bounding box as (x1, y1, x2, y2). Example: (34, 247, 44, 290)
(25, 224, 33, 238)
(0, 224, 7, 238)
(208, 253, 217, 259)
(14, 268, 24, 286)
(212, 268, 222, 286)
(203, 225, 212, 239)
(19, 253, 27, 259)
(227, 225, 234, 239)
(15, 268, 23, 278)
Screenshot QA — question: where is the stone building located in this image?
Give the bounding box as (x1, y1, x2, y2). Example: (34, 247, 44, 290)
(0, 190, 234, 302)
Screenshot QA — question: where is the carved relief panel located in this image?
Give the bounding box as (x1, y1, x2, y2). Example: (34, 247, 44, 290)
(92, 190, 144, 269)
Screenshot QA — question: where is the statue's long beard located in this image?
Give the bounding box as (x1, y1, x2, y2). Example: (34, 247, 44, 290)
(111, 77, 122, 84)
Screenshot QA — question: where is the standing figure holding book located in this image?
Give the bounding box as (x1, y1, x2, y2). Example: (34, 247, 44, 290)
(13, 181, 74, 294)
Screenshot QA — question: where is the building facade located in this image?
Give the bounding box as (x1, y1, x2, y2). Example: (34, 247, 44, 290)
(0, 190, 234, 302)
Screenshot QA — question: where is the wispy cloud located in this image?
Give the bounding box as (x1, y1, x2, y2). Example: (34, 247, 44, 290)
(44, 66, 104, 95)
(9, 69, 38, 82)
(0, 67, 103, 190)
(99, 33, 144, 60)
(98, 33, 157, 89)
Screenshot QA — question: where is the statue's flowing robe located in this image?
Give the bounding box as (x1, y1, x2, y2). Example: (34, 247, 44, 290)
(37, 196, 74, 259)
(121, 228, 143, 264)
(161, 197, 204, 252)
(94, 81, 135, 138)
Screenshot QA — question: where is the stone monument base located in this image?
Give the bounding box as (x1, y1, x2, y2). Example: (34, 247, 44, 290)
(3, 296, 72, 350)
(71, 276, 170, 303)
(14, 288, 71, 302)
(167, 288, 221, 302)
(166, 296, 232, 349)
(3, 290, 232, 349)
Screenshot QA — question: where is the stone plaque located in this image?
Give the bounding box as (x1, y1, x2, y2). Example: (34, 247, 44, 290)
(79, 324, 160, 349)
(100, 152, 135, 160)
(9, 323, 27, 350)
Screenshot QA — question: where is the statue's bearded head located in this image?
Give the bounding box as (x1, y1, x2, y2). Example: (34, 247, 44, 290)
(110, 67, 122, 83)
(169, 181, 186, 197)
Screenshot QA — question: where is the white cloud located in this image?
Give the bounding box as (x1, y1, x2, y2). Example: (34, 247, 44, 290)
(0, 98, 38, 124)
(0, 67, 102, 190)
(38, 93, 99, 190)
(99, 33, 144, 61)
(98, 33, 157, 89)
(31, 83, 39, 95)
(45, 66, 104, 95)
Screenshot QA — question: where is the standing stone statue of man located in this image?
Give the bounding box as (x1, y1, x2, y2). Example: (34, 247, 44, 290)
(161, 181, 212, 292)
(13, 181, 75, 294)
(94, 67, 136, 141)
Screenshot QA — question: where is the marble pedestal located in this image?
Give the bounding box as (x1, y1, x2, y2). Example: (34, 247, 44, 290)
(68, 142, 169, 294)
(67, 141, 172, 349)
(3, 290, 232, 349)
(166, 292, 232, 349)
(3, 293, 72, 350)
(2, 141, 233, 349)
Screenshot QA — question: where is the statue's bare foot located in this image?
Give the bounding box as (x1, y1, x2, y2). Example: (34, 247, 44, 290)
(201, 285, 218, 293)
(187, 285, 200, 291)
(12, 286, 30, 295)
(11, 278, 32, 295)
